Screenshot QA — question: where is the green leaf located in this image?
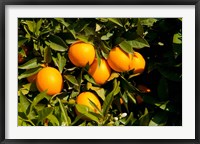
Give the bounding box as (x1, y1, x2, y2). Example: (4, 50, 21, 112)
(18, 67, 42, 80)
(47, 114, 60, 126)
(18, 58, 41, 69)
(136, 19, 144, 36)
(87, 83, 105, 101)
(75, 104, 99, 123)
(158, 66, 182, 82)
(38, 107, 53, 122)
(140, 18, 157, 27)
(19, 91, 30, 115)
(173, 33, 182, 44)
(102, 79, 120, 116)
(46, 35, 68, 52)
(107, 72, 119, 81)
(57, 53, 66, 73)
(127, 37, 150, 49)
(149, 110, 168, 126)
(139, 108, 150, 126)
(157, 77, 168, 101)
(55, 18, 70, 27)
(101, 32, 114, 40)
(95, 88, 106, 101)
(88, 99, 103, 117)
(18, 36, 28, 47)
(74, 19, 90, 32)
(108, 18, 123, 27)
(120, 76, 138, 94)
(76, 35, 93, 45)
(64, 75, 78, 86)
(119, 40, 134, 54)
(84, 74, 97, 85)
(125, 91, 136, 104)
(124, 112, 136, 125)
(35, 19, 43, 37)
(58, 98, 71, 126)
(24, 20, 35, 33)
(31, 91, 49, 109)
(44, 47, 52, 64)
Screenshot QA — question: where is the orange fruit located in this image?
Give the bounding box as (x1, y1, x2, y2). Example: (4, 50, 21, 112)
(130, 52, 146, 75)
(137, 84, 151, 93)
(135, 95, 144, 105)
(26, 64, 47, 83)
(136, 85, 151, 104)
(36, 67, 63, 95)
(18, 54, 25, 64)
(76, 92, 101, 115)
(107, 47, 133, 72)
(68, 41, 95, 67)
(88, 58, 111, 85)
(120, 98, 124, 105)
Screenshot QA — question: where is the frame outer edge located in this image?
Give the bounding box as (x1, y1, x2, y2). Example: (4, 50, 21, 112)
(0, 0, 5, 144)
(195, 1, 200, 144)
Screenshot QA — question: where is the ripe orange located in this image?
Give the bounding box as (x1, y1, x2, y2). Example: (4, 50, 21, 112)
(88, 58, 111, 85)
(136, 85, 151, 104)
(76, 92, 101, 115)
(130, 52, 146, 75)
(36, 67, 63, 95)
(107, 47, 133, 72)
(68, 41, 95, 67)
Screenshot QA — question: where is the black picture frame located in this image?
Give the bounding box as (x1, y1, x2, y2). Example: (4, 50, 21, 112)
(0, 0, 199, 144)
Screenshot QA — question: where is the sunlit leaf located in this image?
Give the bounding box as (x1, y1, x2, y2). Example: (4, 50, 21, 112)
(58, 98, 71, 126)
(19, 91, 30, 115)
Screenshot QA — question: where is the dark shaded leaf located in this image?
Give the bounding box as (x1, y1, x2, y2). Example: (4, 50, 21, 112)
(44, 47, 52, 64)
(157, 77, 168, 101)
(108, 18, 123, 27)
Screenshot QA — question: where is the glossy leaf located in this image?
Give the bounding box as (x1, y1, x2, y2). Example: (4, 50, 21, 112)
(119, 40, 134, 54)
(64, 75, 78, 86)
(18, 67, 42, 80)
(75, 104, 99, 123)
(18, 58, 41, 69)
(47, 35, 68, 52)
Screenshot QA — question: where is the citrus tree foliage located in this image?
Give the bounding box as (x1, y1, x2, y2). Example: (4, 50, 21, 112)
(18, 18, 182, 126)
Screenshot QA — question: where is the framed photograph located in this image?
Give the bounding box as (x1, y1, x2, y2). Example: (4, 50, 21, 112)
(0, 0, 199, 143)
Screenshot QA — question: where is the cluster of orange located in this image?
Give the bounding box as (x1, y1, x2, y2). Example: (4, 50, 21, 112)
(19, 41, 150, 119)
